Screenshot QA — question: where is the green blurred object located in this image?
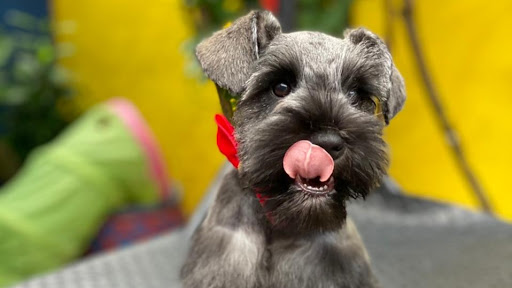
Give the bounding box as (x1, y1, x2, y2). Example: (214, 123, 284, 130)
(183, 0, 353, 79)
(184, 0, 352, 36)
(297, 0, 353, 36)
(0, 100, 168, 287)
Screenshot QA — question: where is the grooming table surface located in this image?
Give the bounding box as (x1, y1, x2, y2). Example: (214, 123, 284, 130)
(13, 168, 512, 288)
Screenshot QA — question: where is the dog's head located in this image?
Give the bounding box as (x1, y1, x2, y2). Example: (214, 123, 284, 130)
(197, 11, 405, 233)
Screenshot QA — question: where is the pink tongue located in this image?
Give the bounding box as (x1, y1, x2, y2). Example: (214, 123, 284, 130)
(283, 140, 334, 182)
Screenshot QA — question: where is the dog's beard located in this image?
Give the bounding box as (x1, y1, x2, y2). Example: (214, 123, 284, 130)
(236, 94, 389, 233)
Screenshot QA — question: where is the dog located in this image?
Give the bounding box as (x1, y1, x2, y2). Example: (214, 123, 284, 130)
(181, 10, 405, 288)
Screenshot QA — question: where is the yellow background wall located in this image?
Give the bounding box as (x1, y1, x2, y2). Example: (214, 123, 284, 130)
(53, 0, 512, 220)
(52, 0, 224, 215)
(351, 0, 512, 220)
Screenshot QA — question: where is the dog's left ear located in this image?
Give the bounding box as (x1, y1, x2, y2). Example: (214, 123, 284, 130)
(196, 11, 282, 96)
(344, 28, 406, 123)
(386, 66, 406, 122)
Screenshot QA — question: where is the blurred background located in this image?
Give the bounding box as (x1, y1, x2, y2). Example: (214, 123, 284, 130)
(0, 1, 512, 283)
(5, 0, 508, 217)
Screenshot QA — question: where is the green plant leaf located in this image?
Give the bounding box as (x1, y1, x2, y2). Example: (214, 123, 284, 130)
(0, 35, 14, 67)
(4, 10, 40, 31)
(4, 86, 30, 105)
(37, 42, 55, 64)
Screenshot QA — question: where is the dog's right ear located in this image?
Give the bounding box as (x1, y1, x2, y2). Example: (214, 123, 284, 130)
(344, 28, 406, 123)
(196, 11, 282, 96)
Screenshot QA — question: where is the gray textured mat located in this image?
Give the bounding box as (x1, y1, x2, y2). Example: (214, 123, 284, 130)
(12, 167, 512, 287)
(348, 191, 512, 288)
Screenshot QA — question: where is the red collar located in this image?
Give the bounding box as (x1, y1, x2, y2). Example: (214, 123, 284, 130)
(215, 114, 269, 208)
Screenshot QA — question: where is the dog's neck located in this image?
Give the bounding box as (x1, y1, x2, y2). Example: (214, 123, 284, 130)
(215, 113, 272, 207)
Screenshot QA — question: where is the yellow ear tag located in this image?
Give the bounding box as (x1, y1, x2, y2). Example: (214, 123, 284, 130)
(371, 96, 385, 123)
(223, 21, 232, 29)
(216, 84, 239, 123)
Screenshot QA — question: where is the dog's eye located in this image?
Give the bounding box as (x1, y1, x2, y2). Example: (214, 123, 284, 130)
(273, 83, 291, 97)
(348, 89, 382, 117)
(360, 98, 377, 114)
(347, 89, 362, 105)
(360, 96, 384, 120)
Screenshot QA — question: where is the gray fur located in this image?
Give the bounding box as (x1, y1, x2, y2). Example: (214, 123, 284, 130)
(196, 11, 281, 96)
(183, 10, 406, 288)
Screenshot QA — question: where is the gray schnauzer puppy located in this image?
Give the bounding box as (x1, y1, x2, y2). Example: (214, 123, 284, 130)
(182, 10, 405, 288)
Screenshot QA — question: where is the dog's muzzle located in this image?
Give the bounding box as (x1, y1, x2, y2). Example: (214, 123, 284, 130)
(283, 140, 335, 195)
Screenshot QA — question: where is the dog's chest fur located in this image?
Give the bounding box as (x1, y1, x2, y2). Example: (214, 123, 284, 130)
(181, 170, 377, 288)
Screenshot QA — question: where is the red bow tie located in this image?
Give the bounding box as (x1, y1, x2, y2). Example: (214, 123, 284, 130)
(214, 114, 239, 168)
(214, 114, 270, 211)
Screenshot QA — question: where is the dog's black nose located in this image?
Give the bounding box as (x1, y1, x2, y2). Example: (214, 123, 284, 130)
(310, 131, 344, 159)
